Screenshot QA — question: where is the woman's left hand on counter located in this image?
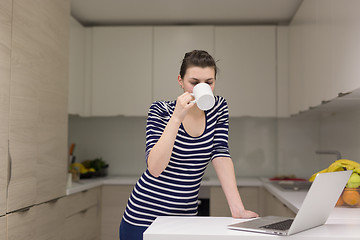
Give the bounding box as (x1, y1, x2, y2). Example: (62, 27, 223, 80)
(232, 209, 259, 219)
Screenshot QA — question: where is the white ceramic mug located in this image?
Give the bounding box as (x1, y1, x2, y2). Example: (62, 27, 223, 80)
(191, 83, 215, 111)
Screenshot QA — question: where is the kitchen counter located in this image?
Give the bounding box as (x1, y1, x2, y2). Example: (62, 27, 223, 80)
(66, 175, 262, 195)
(143, 178, 360, 239)
(143, 216, 360, 240)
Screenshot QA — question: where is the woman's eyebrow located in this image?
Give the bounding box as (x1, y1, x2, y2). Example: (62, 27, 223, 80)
(190, 77, 214, 81)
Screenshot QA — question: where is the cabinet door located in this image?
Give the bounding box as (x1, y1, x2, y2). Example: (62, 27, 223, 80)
(69, 16, 86, 115)
(8, 0, 40, 212)
(214, 26, 276, 117)
(64, 205, 100, 240)
(35, 199, 65, 240)
(153, 26, 214, 102)
(261, 188, 295, 218)
(0, 215, 6, 240)
(33, 0, 69, 204)
(101, 185, 133, 240)
(0, 0, 12, 216)
(92, 27, 153, 116)
(8, 0, 68, 212)
(7, 207, 36, 240)
(331, 0, 360, 95)
(210, 186, 259, 217)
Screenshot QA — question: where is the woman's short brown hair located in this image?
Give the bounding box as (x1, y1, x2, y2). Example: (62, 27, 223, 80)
(179, 50, 217, 79)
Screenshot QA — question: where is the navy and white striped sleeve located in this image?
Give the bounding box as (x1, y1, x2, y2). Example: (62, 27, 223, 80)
(145, 102, 168, 163)
(211, 97, 231, 160)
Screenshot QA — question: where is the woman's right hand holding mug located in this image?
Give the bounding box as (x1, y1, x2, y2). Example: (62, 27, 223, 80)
(172, 92, 195, 123)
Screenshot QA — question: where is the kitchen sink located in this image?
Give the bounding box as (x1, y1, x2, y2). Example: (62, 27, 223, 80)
(271, 181, 312, 191)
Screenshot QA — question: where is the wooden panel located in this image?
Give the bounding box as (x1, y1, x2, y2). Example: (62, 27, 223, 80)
(34, 0, 69, 204)
(210, 186, 259, 217)
(101, 185, 133, 240)
(0, 0, 12, 216)
(0, 215, 6, 240)
(210, 186, 231, 217)
(34, 200, 65, 240)
(63, 187, 100, 217)
(7, 207, 36, 240)
(238, 187, 260, 214)
(8, 0, 38, 212)
(8, 0, 69, 212)
(64, 205, 100, 240)
(262, 188, 295, 218)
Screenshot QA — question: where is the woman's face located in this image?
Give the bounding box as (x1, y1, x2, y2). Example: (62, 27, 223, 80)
(178, 66, 216, 93)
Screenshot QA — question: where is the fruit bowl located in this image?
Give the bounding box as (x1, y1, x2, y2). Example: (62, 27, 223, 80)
(336, 187, 360, 207)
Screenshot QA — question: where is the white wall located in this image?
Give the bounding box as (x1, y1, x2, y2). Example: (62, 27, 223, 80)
(68, 116, 279, 178)
(68, 108, 360, 179)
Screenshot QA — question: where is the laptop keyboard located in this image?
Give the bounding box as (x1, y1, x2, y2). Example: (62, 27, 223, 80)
(260, 219, 294, 231)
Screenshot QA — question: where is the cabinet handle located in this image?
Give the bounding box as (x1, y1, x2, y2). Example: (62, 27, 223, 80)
(47, 198, 59, 204)
(80, 208, 88, 214)
(18, 206, 31, 213)
(338, 91, 351, 97)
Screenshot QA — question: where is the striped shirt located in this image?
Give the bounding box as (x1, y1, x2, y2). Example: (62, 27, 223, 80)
(123, 95, 231, 227)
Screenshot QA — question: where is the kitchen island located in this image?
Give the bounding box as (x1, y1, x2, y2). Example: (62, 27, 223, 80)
(143, 180, 360, 239)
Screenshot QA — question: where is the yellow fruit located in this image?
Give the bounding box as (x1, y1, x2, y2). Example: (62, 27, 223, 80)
(309, 169, 328, 182)
(336, 159, 360, 169)
(71, 163, 88, 174)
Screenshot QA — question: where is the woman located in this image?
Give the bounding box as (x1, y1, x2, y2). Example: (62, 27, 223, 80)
(119, 50, 258, 240)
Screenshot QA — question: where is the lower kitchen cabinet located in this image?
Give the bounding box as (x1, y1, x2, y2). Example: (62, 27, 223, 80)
(0, 215, 6, 240)
(7, 206, 36, 240)
(64, 205, 99, 240)
(62, 187, 101, 240)
(7, 198, 64, 240)
(261, 188, 296, 218)
(35, 199, 65, 240)
(210, 186, 260, 217)
(101, 185, 133, 240)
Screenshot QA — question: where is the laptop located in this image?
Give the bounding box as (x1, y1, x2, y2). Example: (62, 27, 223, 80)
(228, 171, 352, 236)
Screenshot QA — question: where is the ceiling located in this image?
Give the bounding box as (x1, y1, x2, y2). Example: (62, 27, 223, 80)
(71, 0, 303, 26)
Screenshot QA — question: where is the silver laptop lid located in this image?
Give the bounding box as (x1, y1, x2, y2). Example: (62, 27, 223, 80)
(288, 170, 351, 235)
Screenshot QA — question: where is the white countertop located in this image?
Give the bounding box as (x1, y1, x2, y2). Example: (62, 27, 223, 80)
(143, 216, 360, 240)
(143, 178, 360, 239)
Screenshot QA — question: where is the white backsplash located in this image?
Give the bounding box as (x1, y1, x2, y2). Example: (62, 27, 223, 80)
(68, 109, 360, 179)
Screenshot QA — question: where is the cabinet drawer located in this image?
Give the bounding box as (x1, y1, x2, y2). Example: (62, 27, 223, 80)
(34, 200, 65, 240)
(64, 205, 100, 240)
(65, 187, 100, 217)
(7, 207, 36, 240)
(0, 215, 6, 240)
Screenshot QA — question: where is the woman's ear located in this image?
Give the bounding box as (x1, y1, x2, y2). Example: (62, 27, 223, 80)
(177, 75, 184, 89)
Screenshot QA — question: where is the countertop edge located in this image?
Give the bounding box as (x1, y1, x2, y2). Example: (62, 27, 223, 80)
(66, 176, 263, 195)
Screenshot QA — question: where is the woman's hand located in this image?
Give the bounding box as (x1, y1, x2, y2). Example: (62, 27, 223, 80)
(232, 209, 259, 219)
(172, 92, 195, 123)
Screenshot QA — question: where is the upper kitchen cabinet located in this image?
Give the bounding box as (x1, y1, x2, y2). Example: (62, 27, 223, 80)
(214, 26, 276, 117)
(153, 26, 214, 102)
(0, 0, 11, 216)
(288, 0, 360, 115)
(331, 0, 360, 95)
(91, 26, 153, 116)
(8, 0, 69, 212)
(69, 17, 87, 116)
